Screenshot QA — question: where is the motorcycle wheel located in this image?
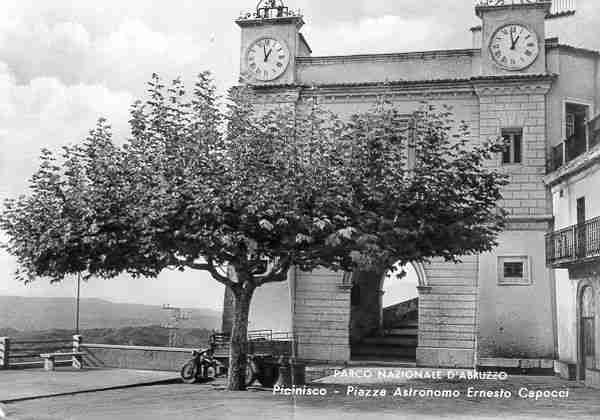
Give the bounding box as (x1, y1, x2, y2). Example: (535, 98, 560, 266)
(181, 360, 199, 384)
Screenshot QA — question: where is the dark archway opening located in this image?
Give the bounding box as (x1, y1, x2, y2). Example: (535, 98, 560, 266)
(350, 263, 419, 363)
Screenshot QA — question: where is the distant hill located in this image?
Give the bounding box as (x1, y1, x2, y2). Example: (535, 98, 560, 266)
(0, 296, 221, 332)
(0, 326, 212, 348)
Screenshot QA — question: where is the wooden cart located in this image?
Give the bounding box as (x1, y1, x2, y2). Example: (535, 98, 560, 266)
(210, 330, 297, 387)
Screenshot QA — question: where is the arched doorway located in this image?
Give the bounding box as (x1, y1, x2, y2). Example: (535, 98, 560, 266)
(381, 263, 420, 331)
(580, 285, 595, 380)
(349, 262, 426, 362)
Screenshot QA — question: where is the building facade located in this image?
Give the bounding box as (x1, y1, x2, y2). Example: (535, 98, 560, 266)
(546, 111, 600, 386)
(222, 0, 600, 372)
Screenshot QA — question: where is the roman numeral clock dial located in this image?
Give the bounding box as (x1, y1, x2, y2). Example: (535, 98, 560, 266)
(246, 38, 290, 81)
(490, 24, 539, 71)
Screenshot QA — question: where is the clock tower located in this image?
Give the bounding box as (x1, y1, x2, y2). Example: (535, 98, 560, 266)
(236, 0, 311, 85)
(476, 0, 552, 76)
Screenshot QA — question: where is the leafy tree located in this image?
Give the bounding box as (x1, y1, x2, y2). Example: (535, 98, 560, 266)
(1, 72, 507, 390)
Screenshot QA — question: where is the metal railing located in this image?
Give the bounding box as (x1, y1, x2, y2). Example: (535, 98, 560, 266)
(589, 114, 600, 150)
(549, 143, 564, 172)
(548, 114, 600, 173)
(550, 0, 576, 15)
(476, 0, 549, 6)
(546, 215, 600, 267)
(474, 0, 575, 18)
(210, 330, 296, 359)
(565, 134, 587, 162)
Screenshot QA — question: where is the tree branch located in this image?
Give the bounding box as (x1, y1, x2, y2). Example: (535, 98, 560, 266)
(206, 258, 239, 290)
(181, 256, 238, 291)
(255, 256, 291, 286)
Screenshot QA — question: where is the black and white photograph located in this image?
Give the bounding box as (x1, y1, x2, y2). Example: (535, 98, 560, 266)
(1, 0, 600, 419)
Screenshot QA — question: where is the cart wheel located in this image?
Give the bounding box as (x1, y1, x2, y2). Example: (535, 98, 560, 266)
(181, 361, 199, 384)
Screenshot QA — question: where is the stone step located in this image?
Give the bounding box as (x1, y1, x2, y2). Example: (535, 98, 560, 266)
(348, 358, 417, 367)
(362, 336, 418, 347)
(387, 320, 418, 329)
(384, 327, 418, 336)
(352, 345, 417, 358)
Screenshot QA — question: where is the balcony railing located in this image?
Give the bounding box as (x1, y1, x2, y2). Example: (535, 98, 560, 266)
(546, 216, 600, 267)
(475, 0, 575, 19)
(548, 114, 600, 173)
(590, 114, 600, 149)
(476, 0, 549, 6)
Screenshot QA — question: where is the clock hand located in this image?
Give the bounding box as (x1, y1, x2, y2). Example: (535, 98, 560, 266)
(513, 29, 523, 49)
(264, 48, 273, 62)
(509, 29, 517, 50)
(263, 44, 268, 61)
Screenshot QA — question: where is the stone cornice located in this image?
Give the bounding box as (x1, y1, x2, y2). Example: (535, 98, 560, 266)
(473, 74, 556, 96)
(249, 83, 476, 104)
(247, 86, 303, 104)
(302, 81, 474, 99)
(507, 215, 554, 222)
(249, 74, 558, 102)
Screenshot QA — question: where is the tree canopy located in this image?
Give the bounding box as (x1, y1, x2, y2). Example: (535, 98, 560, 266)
(1, 73, 507, 286)
(1, 72, 508, 389)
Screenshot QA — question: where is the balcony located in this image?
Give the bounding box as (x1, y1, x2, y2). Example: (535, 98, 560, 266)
(548, 114, 600, 173)
(546, 216, 600, 268)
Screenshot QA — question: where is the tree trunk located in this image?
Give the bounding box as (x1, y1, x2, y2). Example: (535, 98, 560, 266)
(227, 286, 254, 391)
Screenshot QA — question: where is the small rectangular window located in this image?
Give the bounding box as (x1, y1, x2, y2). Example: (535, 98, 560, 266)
(498, 256, 531, 286)
(503, 262, 524, 278)
(501, 128, 523, 164)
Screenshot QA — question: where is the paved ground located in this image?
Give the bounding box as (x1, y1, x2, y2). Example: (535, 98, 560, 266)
(0, 368, 179, 403)
(3, 370, 600, 420)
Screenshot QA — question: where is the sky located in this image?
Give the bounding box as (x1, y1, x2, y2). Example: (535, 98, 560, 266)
(0, 0, 598, 311)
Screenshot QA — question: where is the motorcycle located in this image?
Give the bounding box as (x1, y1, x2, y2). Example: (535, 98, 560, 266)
(180, 349, 280, 387)
(180, 349, 223, 384)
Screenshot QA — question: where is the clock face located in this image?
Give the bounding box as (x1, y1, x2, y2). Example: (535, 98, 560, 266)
(490, 24, 539, 71)
(246, 38, 290, 81)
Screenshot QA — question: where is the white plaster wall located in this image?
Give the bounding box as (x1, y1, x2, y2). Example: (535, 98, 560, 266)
(551, 165, 600, 230)
(478, 230, 555, 359)
(555, 269, 577, 363)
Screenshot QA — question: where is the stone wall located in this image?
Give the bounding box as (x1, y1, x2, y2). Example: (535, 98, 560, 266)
(417, 256, 479, 368)
(474, 80, 555, 361)
(83, 344, 195, 372)
(293, 268, 351, 362)
(475, 79, 553, 218)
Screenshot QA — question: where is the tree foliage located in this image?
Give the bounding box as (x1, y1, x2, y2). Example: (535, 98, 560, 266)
(1, 72, 508, 389)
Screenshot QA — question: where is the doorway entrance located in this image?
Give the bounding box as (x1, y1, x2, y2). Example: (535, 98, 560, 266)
(580, 285, 595, 380)
(349, 263, 421, 363)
